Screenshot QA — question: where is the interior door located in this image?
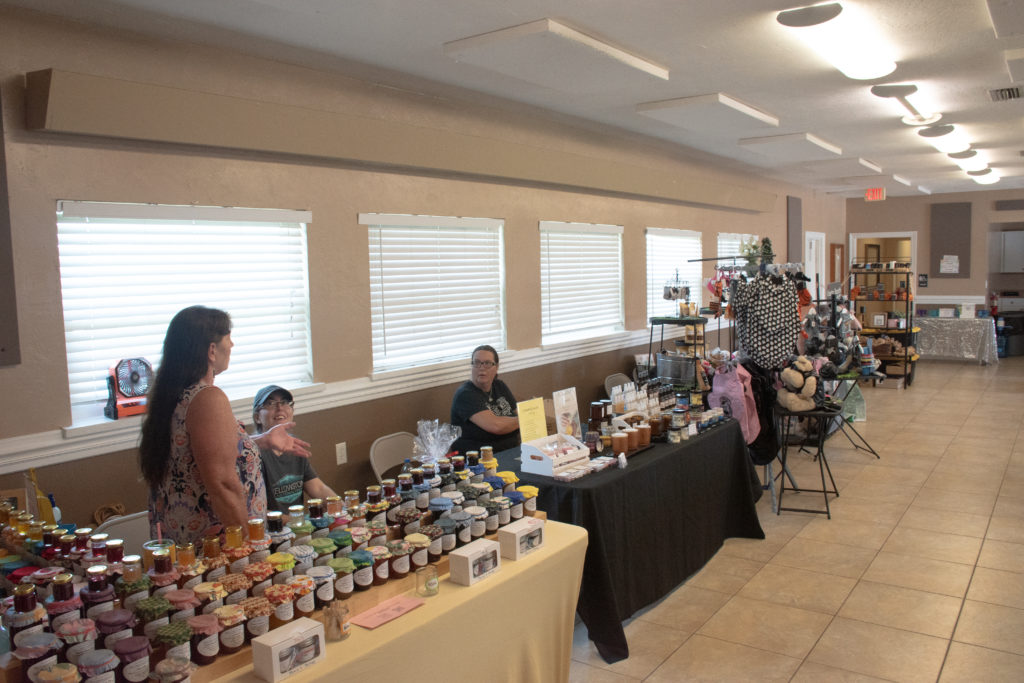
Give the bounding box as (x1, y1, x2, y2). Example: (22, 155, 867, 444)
(804, 231, 826, 296)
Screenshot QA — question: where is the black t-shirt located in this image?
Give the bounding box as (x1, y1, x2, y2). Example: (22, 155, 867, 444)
(259, 446, 319, 512)
(450, 379, 520, 454)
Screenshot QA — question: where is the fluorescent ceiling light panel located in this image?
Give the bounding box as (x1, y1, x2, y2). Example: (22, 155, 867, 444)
(739, 132, 841, 162)
(1006, 48, 1024, 82)
(636, 93, 779, 135)
(777, 2, 897, 80)
(444, 18, 668, 94)
(802, 157, 882, 175)
(987, 0, 1024, 38)
(841, 174, 911, 190)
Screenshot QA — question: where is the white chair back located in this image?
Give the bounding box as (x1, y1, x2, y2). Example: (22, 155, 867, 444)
(369, 431, 416, 483)
(93, 510, 151, 553)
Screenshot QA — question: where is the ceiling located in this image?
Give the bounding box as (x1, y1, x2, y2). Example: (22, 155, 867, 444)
(7, 0, 1024, 197)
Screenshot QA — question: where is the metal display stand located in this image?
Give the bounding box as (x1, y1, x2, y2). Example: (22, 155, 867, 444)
(648, 316, 708, 388)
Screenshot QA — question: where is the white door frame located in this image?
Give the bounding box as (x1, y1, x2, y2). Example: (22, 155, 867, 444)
(804, 231, 826, 293)
(847, 231, 918, 282)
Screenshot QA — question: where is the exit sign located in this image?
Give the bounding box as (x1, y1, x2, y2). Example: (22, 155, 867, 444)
(865, 187, 886, 201)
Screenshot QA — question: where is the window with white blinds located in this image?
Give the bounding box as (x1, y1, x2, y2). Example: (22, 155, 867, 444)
(363, 214, 506, 372)
(646, 228, 703, 318)
(539, 221, 624, 344)
(57, 201, 313, 409)
(717, 232, 759, 267)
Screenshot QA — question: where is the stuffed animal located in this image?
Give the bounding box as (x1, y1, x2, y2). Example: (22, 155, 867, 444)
(777, 355, 819, 412)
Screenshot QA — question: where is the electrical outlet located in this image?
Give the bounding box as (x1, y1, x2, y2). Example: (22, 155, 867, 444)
(335, 442, 347, 466)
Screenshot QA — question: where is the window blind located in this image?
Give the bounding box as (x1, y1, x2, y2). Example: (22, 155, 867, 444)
(646, 227, 702, 318)
(717, 232, 759, 267)
(57, 201, 313, 407)
(540, 221, 623, 344)
(363, 214, 505, 371)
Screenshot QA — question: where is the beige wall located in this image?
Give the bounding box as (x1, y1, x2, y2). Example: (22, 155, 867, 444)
(0, 9, 853, 521)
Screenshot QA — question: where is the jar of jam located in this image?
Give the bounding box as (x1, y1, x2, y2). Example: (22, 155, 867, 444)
(417, 524, 444, 563)
(104, 540, 125, 578)
(396, 475, 415, 510)
(289, 521, 313, 548)
(367, 546, 391, 587)
(428, 497, 453, 522)
(267, 552, 295, 585)
(57, 618, 98, 666)
(74, 528, 93, 552)
(464, 506, 487, 540)
(223, 528, 252, 574)
(324, 496, 344, 517)
(304, 566, 335, 609)
(451, 455, 466, 474)
(147, 551, 180, 599)
(481, 501, 500, 533)
(394, 508, 422, 537)
(289, 545, 315, 575)
(326, 558, 354, 601)
(402, 534, 430, 570)
(115, 557, 150, 613)
(242, 562, 274, 597)
(517, 486, 539, 514)
(200, 538, 227, 582)
(286, 505, 305, 526)
(436, 460, 455, 492)
(152, 621, 192, 665)
(365, 520, 387, 546)
(310, 538, 337, 566)
(212, 605, 245, 655)
(247, 518, 266, 542)
(7, 584, 47, 641)
(29, 567, 61, 602)
(77, 648, 119, 683)
(81, 567, 117, 620)
(284, 576, 315, 619)
(433, 518, 456, 556)
(26, 662, 79, 683)
(111, 635, 151, 683)
(441, 491, 465, 513)
(192, 582, 226, 616)
(381, 480, 402, 523)
(219, 573, 252, 605)
(149, 656, 191, 683)
(185, 615, 220, 666)
(343, 491, 363, 526)
(504, 491, 525, 521)
(348, 527, 371, 552)
(263, 585, 294, 631)
(13, 631, 62, 678)
(94, 610, 136, 651)
(384, 541, 411, 579)
(45, 573, 83, 631)
(449, 511, 472, 548)
(328, 529, 352, 557)
(239, 597, 272, 642)
(131, 596, 171, 641)
(173, 545, 203, 591)
(163, 590, 199, 623)
(348, 550, 373, 592)
(413, 484, 431, 514)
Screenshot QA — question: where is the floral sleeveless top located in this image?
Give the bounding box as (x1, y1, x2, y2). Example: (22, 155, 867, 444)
(149, 382, 267, 547)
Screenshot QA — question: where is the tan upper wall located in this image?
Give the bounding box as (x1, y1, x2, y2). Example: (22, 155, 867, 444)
(0, 7, 849, 441)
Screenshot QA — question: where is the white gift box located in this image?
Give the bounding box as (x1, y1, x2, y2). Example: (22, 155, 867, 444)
(252, 617, 325, 683)
(497, 517, 545, 560)
(448, 538, 501, 586)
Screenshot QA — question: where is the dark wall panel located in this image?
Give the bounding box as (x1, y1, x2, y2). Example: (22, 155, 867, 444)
(929, 202, 971, 279)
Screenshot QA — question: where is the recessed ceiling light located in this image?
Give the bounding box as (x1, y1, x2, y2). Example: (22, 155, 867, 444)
(918, 124, 970, 154)
(777, 2, 897, 80)
(948, 150, 987, 172)
(973, 171, 1001, 185)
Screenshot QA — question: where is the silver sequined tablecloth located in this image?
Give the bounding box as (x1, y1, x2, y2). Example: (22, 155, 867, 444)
(916, 317, 999, 365)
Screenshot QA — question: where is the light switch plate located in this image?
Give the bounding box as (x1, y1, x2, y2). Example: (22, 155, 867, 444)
(335, 442, 347, 465)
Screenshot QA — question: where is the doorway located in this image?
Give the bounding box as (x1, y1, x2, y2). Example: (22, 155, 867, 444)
(804, 231, 826, 294)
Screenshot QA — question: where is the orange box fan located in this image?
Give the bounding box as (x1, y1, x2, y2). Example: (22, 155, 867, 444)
(104, 357, 154, 420)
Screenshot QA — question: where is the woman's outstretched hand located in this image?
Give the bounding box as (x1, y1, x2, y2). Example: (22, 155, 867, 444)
(259, 421, 312, 458)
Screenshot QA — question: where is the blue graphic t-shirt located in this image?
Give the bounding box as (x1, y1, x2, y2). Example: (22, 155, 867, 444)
(259, 446, 319, 512)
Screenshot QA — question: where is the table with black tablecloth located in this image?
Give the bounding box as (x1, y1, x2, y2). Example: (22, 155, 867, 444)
(496, 419, 764, 663)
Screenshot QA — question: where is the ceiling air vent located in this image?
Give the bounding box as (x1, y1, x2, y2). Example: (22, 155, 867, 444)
(989, 86, 1023, 102)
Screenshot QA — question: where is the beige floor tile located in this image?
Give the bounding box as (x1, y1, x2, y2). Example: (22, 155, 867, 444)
(568, 661, 640, 683)
(571, 618, 689, 679)
(791, 661, 893, 682)
(881, 526, 983, 565)
(898, 504, 991, 538)
(939, 642, 1024, 683)
(987, 515, 1024, 544)
(796, 517, 894, 550)
(738, 563, 856, 614)
(684, 569, 748, 596)
(978, 539, 1024, 573)
(967, 566, 1024, 609)
(836, 479, 918, 506)
(924, 470, 1004, 495)
(913, 487, 997, 517)
(954, 600, 1024, 656)
(807, 617, 948, 683)
(770, 537, 877, 580)
(698, 553, 764, 580)
(994, 495, 1024, 519)
(645, 634, 800, 683)
(636, 584, 730, 633)
(838, 580, 962, 638)
(755, 510, 814, 541)
(848, 464, 930, 488)
(718, 536, 787, 563)
(697, 595, 832, 659)
(824, 496, 909, 526)
(862, 551, 973, 597)
(873, 452, 940, 472)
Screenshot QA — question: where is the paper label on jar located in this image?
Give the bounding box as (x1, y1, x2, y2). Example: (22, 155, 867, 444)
(124, 589, 150, 611)
(386, 507, 401, 523)
(295, 592, 315, 613)
(221, 624, 244, 649)
(374, 562, 389, 581)
(85, 672, 115, 683)
(335, 573, 353, 594)
(348, 518, 366, 528)
(252, 579, 271, 597)
(403, 520, 421, 535)
(247, 615, 269, 638)
(153, 583, 178, 598)
(442, 533, 456, 551)
(272, 569, 293, 585)
(197, 633, 219, 657)
(123, 655, 150, 682)
(369, 510, 387, 526)
(470, 519, 486, 536)
(229, 557, 250, 574)
(167, 642, 190, 661)
(392, 554, 411, 574)
(171, 607, 196, 622)
(485, 515, 499, 532)
(87, 600, 115, 619)
(295, 561, 313, 575)
(428, 538, 442, 555)
(498, 509, 511, 525)
(352, 540, 368, 551)
(409, 549, 426, 567)
(335, 546, 352, 557)
(457, 526, 471, 544)
(415, 491, 429, 508)
(104, 627, 132, 649)
(314, 554, 333, 566)
(311, 528, 330, 539)
(354, 567, 373, 587)
(273, 539, 292, 553)
(251, 549, 271, 562)
(206, 566, 227, 581)
(441, 483, 456, 493)
(27, 655, 57, 680)
(315, 581, 334, 603)
(525, 498, 537, 512)
(202, 598, 224, 615)
(369, 534, 386, 547)
(226, 589, 247, 605)
(510, 503, 523, 519)
(50, 608, 82, 630)
(294, 535, 312, 547)
(67, 639, 97, 665)
(144, 615, 169, 639)
(274, 601, 293, 622)
(429, 486, 441, 499)
(182, 574, 203, 590)
(401, 499, 416, 511)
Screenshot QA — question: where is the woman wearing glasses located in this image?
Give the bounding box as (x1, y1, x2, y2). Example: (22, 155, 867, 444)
(450, 345, 521, 455)
(140, 307, 310, 547)
(253, 385, 338, 511)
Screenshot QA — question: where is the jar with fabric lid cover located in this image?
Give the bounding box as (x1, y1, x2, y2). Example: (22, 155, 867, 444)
(163, 590, 199, 623)
(76, 648, 119, 683)
(242, 561, 274, 597)
(44, 573, 82, 631)
(152, 621, 192, 666)
(348, 551, 373, 592)
(239, 597, 272, 642)
(56, 618, 98, 666)
(212, 605, 245, 655)
(184, 615, 220, 666)
(111, 635, 151, 683)
(326, 557, 354, 600)
(94, 610, 136, 651)
(284, 576, 315, 620)
(132, 595, 171, 641)
(263, 585, 294, 631)
(304, 566, 335, 609)
(148, 656, 191, 683)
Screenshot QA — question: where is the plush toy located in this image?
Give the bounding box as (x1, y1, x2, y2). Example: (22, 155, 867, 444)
(777, 355, 819, 412)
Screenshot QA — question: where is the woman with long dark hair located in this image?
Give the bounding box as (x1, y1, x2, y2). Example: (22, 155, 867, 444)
(140, 305, 309, 547)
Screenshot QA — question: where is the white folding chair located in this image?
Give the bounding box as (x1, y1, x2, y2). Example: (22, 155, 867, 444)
(604, 372, 632, 398)
(369, 431, 416, 484)
(93, 510, 151, 551)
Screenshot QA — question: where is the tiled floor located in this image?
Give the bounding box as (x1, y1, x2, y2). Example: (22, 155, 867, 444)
(570, 357, 1024, 682)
